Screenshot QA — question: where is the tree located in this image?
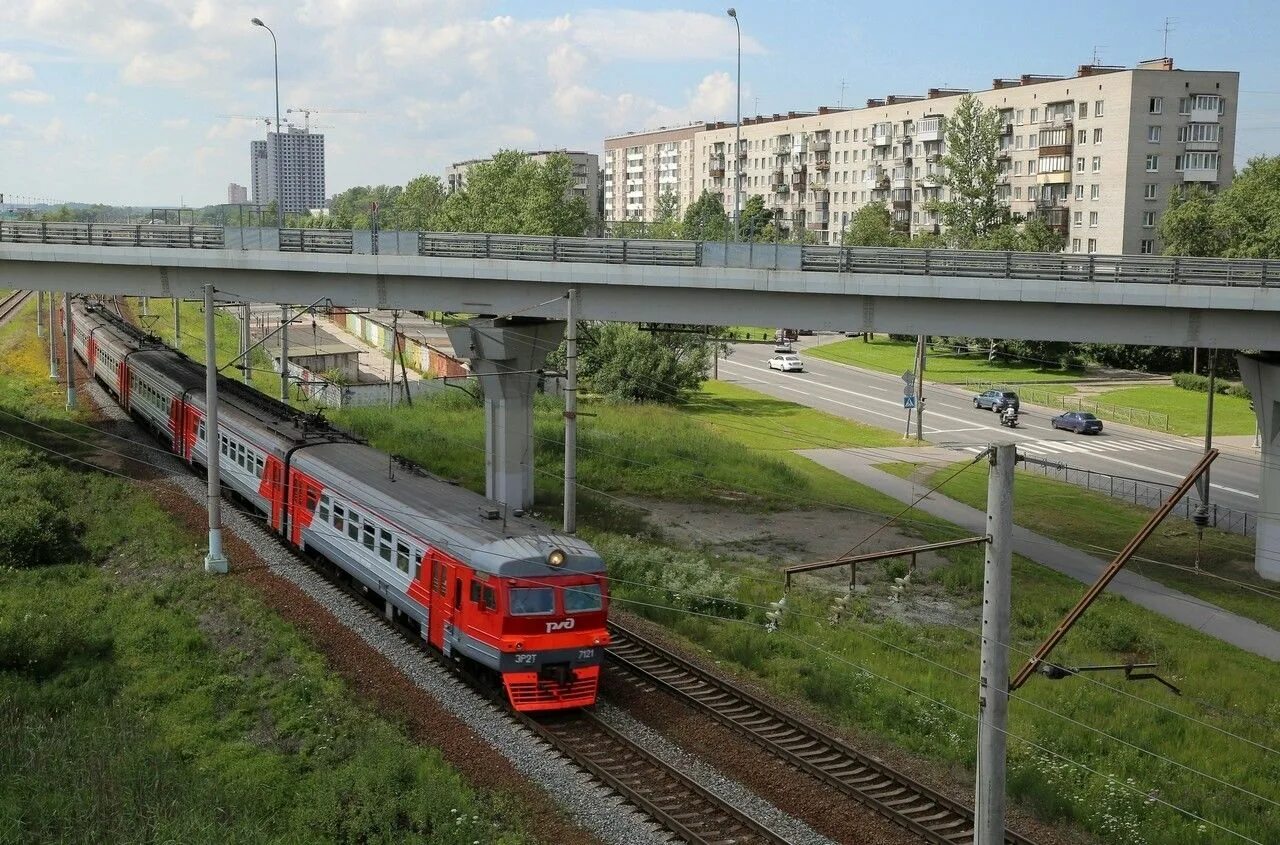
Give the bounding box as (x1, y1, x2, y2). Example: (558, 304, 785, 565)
(575, 323, 711, 403)
(933, 94, 1006, 246)
(392, 174, 446, 231)
(681, 190, 728, 242)
(1213, 156, 1280, 258)
(435, 150, 590, 235)
(739, 194, 774, 241)
(1158, 185, 1225, 257)
(649, 190, 683, 239)
(841, 204, 907, 247)
(972, 219, 1064, 253)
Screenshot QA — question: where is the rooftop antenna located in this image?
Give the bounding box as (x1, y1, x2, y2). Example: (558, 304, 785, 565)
(1161, 17, 1177, 56)
(838, 78, 847, 109)
(1091, 45, 1108, 65)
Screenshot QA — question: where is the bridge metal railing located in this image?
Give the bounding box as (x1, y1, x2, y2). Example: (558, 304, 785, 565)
(279, 228, 354, 254)
(5, 222, 1279, 287)
(0, 222, 225, 249)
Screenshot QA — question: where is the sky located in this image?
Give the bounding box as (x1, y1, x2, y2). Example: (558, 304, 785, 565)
(2, 0, 1279, 207)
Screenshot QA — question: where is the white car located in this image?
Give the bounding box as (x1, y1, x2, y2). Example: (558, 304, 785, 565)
(768, 354, 804, 372)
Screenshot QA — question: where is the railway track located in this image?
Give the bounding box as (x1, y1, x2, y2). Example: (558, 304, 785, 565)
(0, 290, 32, 324)
(606, 621, 1039, 845)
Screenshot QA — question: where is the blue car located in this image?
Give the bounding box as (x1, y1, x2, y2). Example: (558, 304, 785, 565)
(1051, 411, 1104, 434)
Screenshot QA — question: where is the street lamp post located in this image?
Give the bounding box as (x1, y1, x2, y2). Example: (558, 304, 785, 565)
(727, 8, 741, 242)
(251, 17, 285, 230)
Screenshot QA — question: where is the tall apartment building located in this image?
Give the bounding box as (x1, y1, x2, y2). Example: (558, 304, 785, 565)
(249, 126, 326, 214)
(227, 183, 248, 205)
(250, 140, 268, 205)
(445, 149, 601, 218)
(602, 123, 707, 224)
(603, 59, 1237, 255)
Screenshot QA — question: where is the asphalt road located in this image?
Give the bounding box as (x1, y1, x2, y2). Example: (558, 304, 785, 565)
(720, 336, 1262, 517)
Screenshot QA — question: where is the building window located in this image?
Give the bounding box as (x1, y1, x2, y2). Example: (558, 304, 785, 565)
(1014, 161, 1022, 175)
(1089, 211, 1099, 228)
(1075, 184, 1085, 200)
(1073, 211, 1083, 227)
(1094, 100, 1104, 117)
(1147, 126, 1161, 143)
(1071, 238, 1081, 252)
(1146, 154, 1159, 172)
(1149, 97, 1163, 114)
(1076, 157, 1085, 173)
(1091, 184, 1100, 200)
(1142, 211, 1157, 228)
(1092, 156, 1101, 172)
(1078, 129, 1087, 144)
(1015, 109, 1024, 124)
(1140, 239, 1155, 254)
(1015, 136, 1023, 150)
(1177, 97, 1191, 115)
(1014, 186, 1022, 199)
(1088, 238, 1097, 253)
(1078, 101, 1088, 119)
(1030, 108, 1039, 124)
(1093, 128, 1102, 145)
(1144, 183, 1158, 200)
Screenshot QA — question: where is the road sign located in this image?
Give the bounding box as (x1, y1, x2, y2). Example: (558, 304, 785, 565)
(902, 370, 915, 384)
(904, 395, 917, 409)
(903, 384, 915, 396)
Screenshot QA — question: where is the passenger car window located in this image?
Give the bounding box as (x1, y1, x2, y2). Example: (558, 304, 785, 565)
(362, 523, 376, 551)
(565, 584, 604, 613)
(509, 587, 555, 615)
(395, 541, 411, 574)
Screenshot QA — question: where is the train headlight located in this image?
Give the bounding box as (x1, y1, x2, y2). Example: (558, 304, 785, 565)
(546, 548, 567, 568)
(515, 641, 524, 651)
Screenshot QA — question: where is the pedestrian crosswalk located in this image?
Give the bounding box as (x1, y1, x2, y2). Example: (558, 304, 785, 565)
(959, 436, 1184, 457)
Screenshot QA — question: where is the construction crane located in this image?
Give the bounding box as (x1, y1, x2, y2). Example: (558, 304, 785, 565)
(216, 114, 291, 130)
(285, 107, 366, 131)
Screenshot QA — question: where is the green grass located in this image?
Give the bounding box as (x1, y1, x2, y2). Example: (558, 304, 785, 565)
(1094, 385, 1257, 437)
(808, 336, 1085, 385)
(0, 316, 534, 845)
(877, 459, 1277, 631)
(599, 526, 1280, 845)
(723, 325, 777, 342)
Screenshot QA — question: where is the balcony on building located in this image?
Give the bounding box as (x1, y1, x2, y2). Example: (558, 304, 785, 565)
(892, 199, 911, 211)
(1001, 121, 1014, 136)
(1190, 95, 1221, 124)
(997, 147, 1012, 160)
(917, 116, 944, 143)
(1036, 169, 1072, 186)
(1036, 206, 1070, 234)
(891, 169, 911, 190)
(771, 168, 787, 188)
(709, 156, 725, 178)
(871, 124, 893, 146)
(810, 179, 830, 195)
(811, 133, 831, 153)
(920, 167, 943, 188)
(1183, 166, 1220, 182)
(807, 216, 829, 231)
(791, 168, 806, 187)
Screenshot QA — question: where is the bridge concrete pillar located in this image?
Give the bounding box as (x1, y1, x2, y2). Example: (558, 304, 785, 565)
(447, 318, 565, 512)
(1237, 353, 1280, 581)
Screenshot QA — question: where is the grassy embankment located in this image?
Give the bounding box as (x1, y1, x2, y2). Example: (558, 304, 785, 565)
(807, 336, 1083, 386)
(0, 299, 532, 844)
(1093, 385, 1256, 437)
(879, 458, 1278, 630)
(335, 375, 1280, 845)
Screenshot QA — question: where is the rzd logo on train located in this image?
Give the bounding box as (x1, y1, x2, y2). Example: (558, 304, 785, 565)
(545, 618, 576, 633)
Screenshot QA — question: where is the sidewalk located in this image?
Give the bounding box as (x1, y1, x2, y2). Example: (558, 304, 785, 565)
(799, 447, 1280, 661)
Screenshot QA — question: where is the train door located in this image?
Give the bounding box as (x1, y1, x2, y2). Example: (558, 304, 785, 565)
(427, 551, 457, 655)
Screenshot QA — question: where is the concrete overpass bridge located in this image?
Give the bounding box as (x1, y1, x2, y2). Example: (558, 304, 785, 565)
(3, 222, 1279, 578)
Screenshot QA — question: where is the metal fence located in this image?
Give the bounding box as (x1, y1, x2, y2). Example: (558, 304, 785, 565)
(6, 222, 1280, 287)
(279, 228, 353, 254)
(1019, 454, 1254, 536)
(0, 222, 224, 249)
(965, 380, 1170, 431)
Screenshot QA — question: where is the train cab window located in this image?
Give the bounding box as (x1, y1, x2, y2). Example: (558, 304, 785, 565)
(362, 523, 376, 551)
(565, 584, 604, 613)
(509, 587, 555, 616)
(346, 512, 361, 542)
(482, 586, 497, 611)
(469, 581, 482, 603)
(395, 541, 411, 574)
(378, 529, 393, 562)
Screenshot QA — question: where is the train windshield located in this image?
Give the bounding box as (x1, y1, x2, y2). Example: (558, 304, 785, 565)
(509, 587, 555, 615)
(564, 583, 603, 613)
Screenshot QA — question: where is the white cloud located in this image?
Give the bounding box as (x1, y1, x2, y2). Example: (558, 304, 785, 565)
(569, 10, 763, 61)
(0, 113, 14, 126)
(84, 91, 121, 107)
(41, 117, 64, 143)
(9, 89, 51, 105)
(161, 117, 190, 129)
(0, 52, 36, 84)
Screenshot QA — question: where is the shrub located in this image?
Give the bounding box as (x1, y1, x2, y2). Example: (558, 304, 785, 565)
(1171, 372, 1251, 401)
(590, 533, 745, 619)
(0, 489, 81, 569)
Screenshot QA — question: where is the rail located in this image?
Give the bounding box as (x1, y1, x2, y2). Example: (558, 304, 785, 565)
(0, 222, 224, 249)
(5, 222, 1280, 286)
(607, 621, 1038, 845)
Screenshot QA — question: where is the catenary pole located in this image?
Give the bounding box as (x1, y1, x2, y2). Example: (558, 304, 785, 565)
(173, 297, 181, 349)
(63, 293, 75, 410)
(1200, 348, 1217, 508)
(389, 311, 398, 407)
(203, 284, 229, 574)
(48, 292, 57, 380)
(975, 442, 1015, 845)
(35, 290, 43, 337)
(727, 8, 742, 241)
(279, 304, 289, 401)
(564, 289, 579, 533)
(241, 303, 251, 383)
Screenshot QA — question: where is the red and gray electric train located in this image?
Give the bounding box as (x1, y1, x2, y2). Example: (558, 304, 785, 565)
(70, 300, 608, 711)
